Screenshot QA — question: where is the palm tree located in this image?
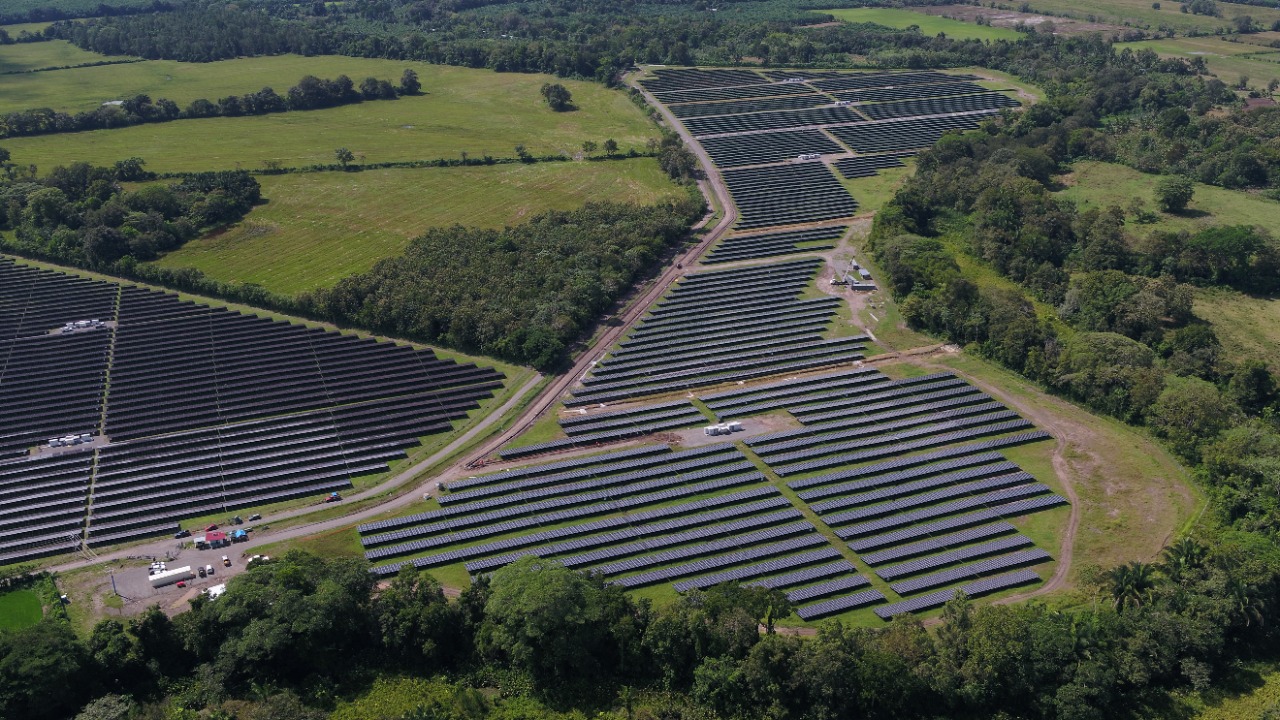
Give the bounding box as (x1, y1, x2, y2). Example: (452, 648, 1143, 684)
(1227, 578, 1265, 627)
(1162, 538, 1207, 582)
(1110, 561, 1156, 612)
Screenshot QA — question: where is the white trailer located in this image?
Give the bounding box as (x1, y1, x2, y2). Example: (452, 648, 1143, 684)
(150, 565, 195, 588)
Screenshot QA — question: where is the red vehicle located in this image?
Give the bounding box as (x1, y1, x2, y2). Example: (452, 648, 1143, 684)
(204, 523, 218, 532)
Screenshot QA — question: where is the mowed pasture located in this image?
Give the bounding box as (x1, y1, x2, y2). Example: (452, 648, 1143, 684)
(819, 7, 1023, 41)
(0, 38, 133, 74)
(1117, 37, 1280, 85)
(1022, 0, 1280, 33)
(153, 159, 685, 294)
(1, 59, 661, 172)
(1059, 161, 1280, 233)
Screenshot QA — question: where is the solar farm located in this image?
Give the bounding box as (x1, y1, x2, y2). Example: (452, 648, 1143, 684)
(361, 365, 1064, 622)
(639, 66, 1021, 254)
(347, 70, 1052, 623)
(0, 258, 506, 564)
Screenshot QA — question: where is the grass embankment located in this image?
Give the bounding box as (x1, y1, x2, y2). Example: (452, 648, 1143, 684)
(817, 7, 1023, 41)
(0, 589, 43, 629)
(152, 159, 684, 294)
(1, 60, 661, 172)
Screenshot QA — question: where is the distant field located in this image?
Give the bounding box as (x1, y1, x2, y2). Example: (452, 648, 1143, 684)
(1023, 0, 1280, 33)
(4, 54, 450, 113)
(2, 60, 660, 172)
(819, 7, 1023, 41)
(153, 159, 684, 294)
(0, 38, 133, 74)
(0, 21, 55, 35)
(1117, 37, 1280, 85)
(1059, 161, 1280, 232)
(0, 589, 42, 629)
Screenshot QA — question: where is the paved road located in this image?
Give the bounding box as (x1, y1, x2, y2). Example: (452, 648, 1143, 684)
(45, 69, 741, 600)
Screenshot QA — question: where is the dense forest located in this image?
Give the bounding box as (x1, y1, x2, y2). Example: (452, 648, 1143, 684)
(298, 197, 703, 369)
(0, 71, 420, 139)
(0, 158, 261, 265)
(2, 540, 1277, 720)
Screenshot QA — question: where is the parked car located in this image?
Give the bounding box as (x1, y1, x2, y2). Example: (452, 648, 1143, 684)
(222, 555, 231, 567)
(204, 524, 218, 532)
(174, 529, 190, 539)
(198, 566, 207, 578)
(205, 564, 215, 576)
(247, 514, 261, 521)
(176, 581, 186, 588)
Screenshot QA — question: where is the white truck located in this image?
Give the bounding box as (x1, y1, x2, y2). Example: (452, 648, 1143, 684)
(149, 565, 196, 588)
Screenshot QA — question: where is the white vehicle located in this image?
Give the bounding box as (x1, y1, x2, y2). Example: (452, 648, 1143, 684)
(150, 566, 195, 588)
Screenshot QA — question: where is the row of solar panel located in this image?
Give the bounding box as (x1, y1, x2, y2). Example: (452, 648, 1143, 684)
(773, 421, 1044, 477)
(468, 508, 804, 575)
(368, 472, 768, 557)
(497, 412, 707, 460)
(369, 494, 792, 564)
(442, 445, 671, 493)
(674, 546, 847, 593)
(450, 448, 744, 506)
(613, 531, 830, 588)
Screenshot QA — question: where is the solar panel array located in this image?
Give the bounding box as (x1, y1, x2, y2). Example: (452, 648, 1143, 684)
(568, 259, 864, 405)
(704, 226, 846, 264)
(0, 258, 505, 561)
(638, 68, 1021, 234)
(699, 130, 846, 169)
(723, 163, 860, 230)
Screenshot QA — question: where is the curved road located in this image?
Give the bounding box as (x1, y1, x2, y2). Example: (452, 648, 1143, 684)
(47, 69, 739, 588)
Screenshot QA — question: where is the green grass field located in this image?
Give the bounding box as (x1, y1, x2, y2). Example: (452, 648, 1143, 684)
(1023, 0, 1280, 33)
(0, 21, 55, 35)
(1117, 37, 1280, 85)
(1059, 160, 1280, 233)
(0, 38, 132, 74)
(0, 589, 42, 629)
(819, 7, 1023, 41)
(1, 59, 661, 172)
(1194, 287, 1280, 366)
(153, 158, 682, 294)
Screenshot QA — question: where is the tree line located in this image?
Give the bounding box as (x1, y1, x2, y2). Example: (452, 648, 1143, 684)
(0, 71, 421, 140)
(2, 537, 1277, 720)
(870, 38, 1280, 535)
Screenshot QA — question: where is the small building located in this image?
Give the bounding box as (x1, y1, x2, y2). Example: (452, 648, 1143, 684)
(204, 531, 229, 548)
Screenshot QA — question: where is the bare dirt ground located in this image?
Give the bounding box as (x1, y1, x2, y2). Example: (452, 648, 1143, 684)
(914, 5, 1129, 38)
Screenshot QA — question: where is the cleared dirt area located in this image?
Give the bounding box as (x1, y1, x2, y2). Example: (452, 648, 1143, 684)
(913, 4, 1130, 37)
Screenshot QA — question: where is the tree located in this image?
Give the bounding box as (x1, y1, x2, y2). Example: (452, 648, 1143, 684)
(0, 621, 91, 720)
(374, 566, 460, 669)
(335, 147, 355, 168)
(603, 138, 619, 156)
(1109, 561, 1156, 611)
(1147, 376, 1241, 461)
(478, 556, 643, 687)
(1162, 537, 1207, 582)
(73, 694, 134, 720)
(539, 82, 573, 111)
(1155, 176, 1194, 213)
(581, 140, 598, 156)
(400, 68, 422, 95)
